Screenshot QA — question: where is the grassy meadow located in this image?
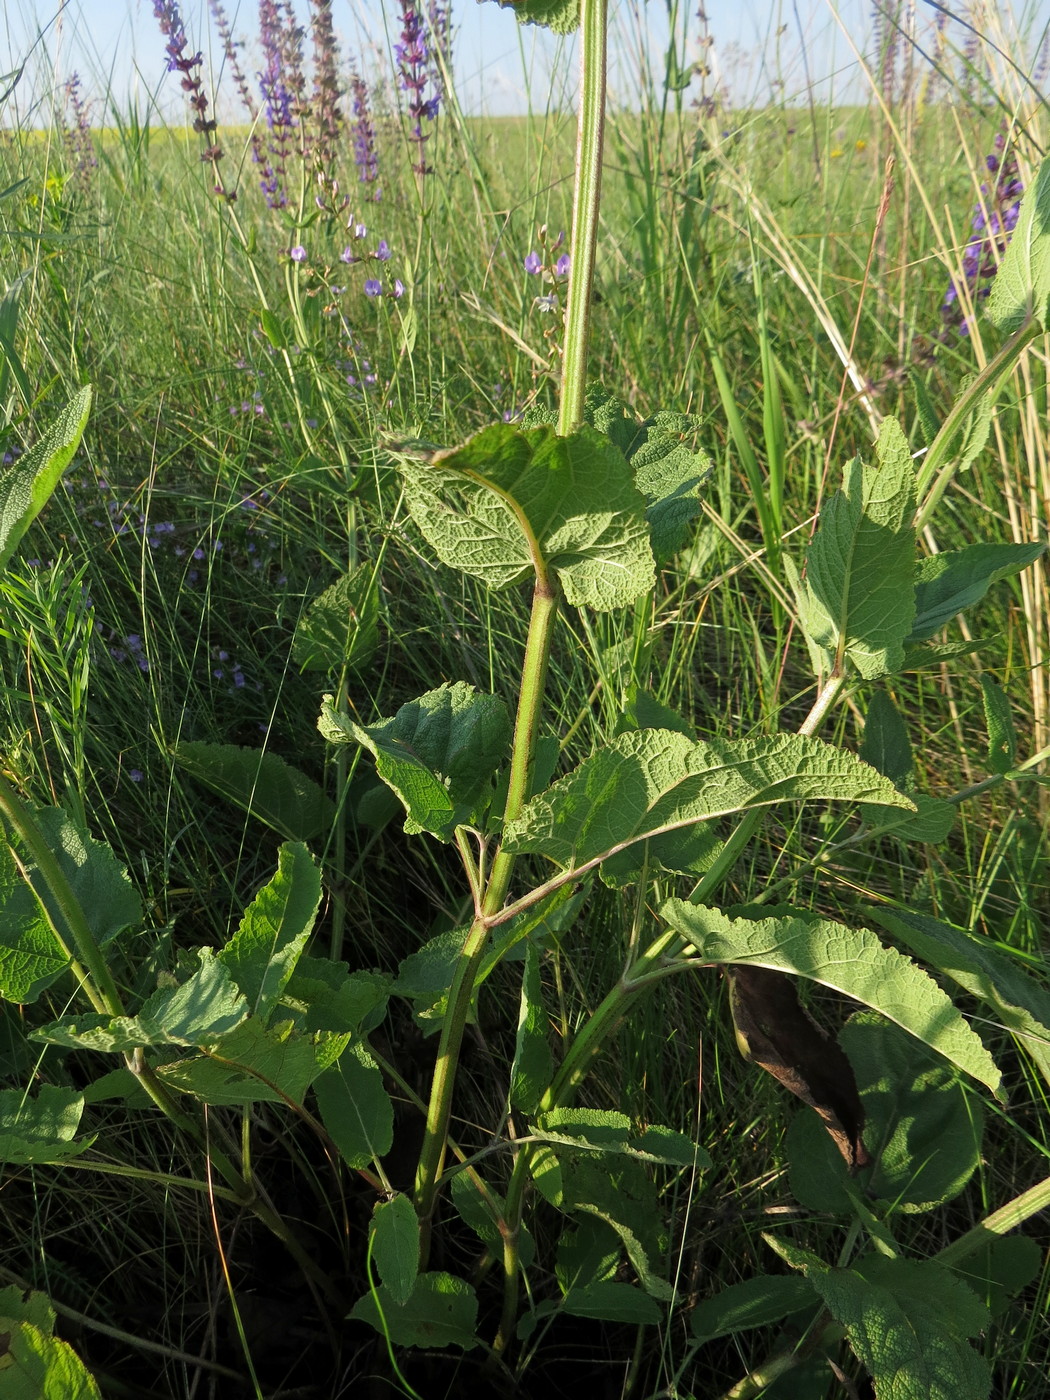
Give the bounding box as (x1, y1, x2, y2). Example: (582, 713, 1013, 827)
(1, 2, 1049, 1396)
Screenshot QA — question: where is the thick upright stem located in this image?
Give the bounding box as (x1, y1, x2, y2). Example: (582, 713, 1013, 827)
(414, 578, 560, 1243)
(558, 0, 608, 436)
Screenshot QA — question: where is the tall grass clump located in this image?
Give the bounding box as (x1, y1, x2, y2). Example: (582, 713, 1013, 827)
(0, 0, 1049, 1396)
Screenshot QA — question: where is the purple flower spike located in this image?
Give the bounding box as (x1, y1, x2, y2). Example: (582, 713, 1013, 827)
(524, 251, 542, 274)
(365, 279, 382, 297)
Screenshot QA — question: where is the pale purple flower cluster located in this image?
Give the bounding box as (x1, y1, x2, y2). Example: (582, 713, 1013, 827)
(942, 131, 1024, 336)
(350, 70, 381, 198)
(396, 0, 440, 175)
(309, 0, 343, 171)
(62, 74, 98, 186)
(151, 0, 232, 197)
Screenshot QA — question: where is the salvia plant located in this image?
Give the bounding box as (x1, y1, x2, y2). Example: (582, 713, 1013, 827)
(3, 1, 1050, 1395)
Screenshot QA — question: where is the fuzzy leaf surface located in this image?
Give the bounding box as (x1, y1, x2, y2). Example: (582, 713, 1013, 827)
(0, 1085, 94, 1164)
(155, 1017, 326, 1106)
(314, 1041, 393, 1168)
(795, 453, 916, 678)
(320, 682, 510, 840)
(502, 729, 911, 878)
(34, 949, 248, 1052)
(690, 1274, 817, 1343)
(510, 943, 552, 1113)
(0, 1321, 102, 1400)
(291, 564, 380, 673)
(0, 385, 92, 570)
(370, 1195, 420, 1307)
(495, 0, 578, 32)
(350, 1272, 480, 1349)
(774, 1244, 991, 1400)
(987, 154, 1050, 333)
(910, 542, 1045, 640)
(173, 743, 336, 842)
(219, 842, 321, 1021)
(980, 675, 1017, 773)
(0, 810, 141, 1003)
(661, 903, 1001, 1095)
(400, 423, 654, 610)
(871, 908, 1050, 1084)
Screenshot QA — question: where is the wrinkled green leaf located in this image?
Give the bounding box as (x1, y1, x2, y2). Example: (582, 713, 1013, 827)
(219, 842, 321, 1021)
(0, 1084, 95, 1164)
(320, 682, 511, 841)
(987, 154, 1050, 334)
(615, 684, 695, 739)
(792, 449, 916, 678)
(871, 908, 1050, 1086)
(173, 742, 336, 842)
(561, 1280, 662, 1324)
(34, 949, 247, 1052)
(314, 1040, 393, 1168)
(370, 1195, 420, 1307)
(0, 386, 92, 570)
(156, 1017, 325, 1106)
(350, 1271, 480, 1349)
(495, 0, 579, 35)
(502, 728, 911, 882)
(910, 542, 1045, 641)
(281, 959, 390, 1036)
(843, 1012, 983, 1212)
(772, 1242, 991, 1400)
(400, 423, 655, 610)
(0, 1321, 102, 1400)
(690, 1274, 817, 1343)
(292, 564, 380, 673)
(661, 902, 1002, 1096)
(0, 808, 141, 1003)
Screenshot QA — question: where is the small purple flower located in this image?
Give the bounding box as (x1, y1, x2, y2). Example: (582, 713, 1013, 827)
(375, 239, 391, 261)
(364, 279, 382, 297)
(129, 769, 144, 783)
(392, 279, 405, 299)
(555, 253, 571, 276)
(340, 246, 356, 262)
(355, 222, 368, 238)
(524, 250, 542, 274)
(290, 245, 307, 262)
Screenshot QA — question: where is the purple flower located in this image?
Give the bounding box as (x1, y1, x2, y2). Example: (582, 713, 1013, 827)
(350, 72, 380, 197)
(375, 239, 391, 261)
(365, 279, 382, 297)
(290, 244, 306, 262)
(941, 126, 1024, 337)
(524, 250, 542, 274)
(392, 279, 405, 298)
(555, 253, 571, 276)
(129, 769, 144, 783)
(340, 246, 357, 263)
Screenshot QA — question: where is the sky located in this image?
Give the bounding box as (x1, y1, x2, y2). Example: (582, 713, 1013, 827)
(1, 0, 1047, 125)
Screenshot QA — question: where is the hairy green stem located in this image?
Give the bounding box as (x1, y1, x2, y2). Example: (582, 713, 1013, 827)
(415, 579, 560, 1246)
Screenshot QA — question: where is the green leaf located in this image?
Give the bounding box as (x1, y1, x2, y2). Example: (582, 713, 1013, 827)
(661, 902, 1002, 1096)
(0, 1286, 54, 1334)
(0, 1084, 95, 1164)
(860, 793, 955, 845)
(860, 690, 913, 786)
(350, 1272, 480, 1350)
(980, 675, 1017, 774)
(987, 154, 1050, 334)
(793, 450, 916, 679)
(394, 926, 467, 1025)
(370, 1195, 419, 1307)
(449, 1170, 537, 1269)
(173, 742, 336, 842)
(0, 275, 33, 408)
(774, 1247, 992, 1400)
(320, 682, 511, 841)
(910, 542, 1045, 641)
(690, 1274, 818, 1343)
(615, 684, 695, 739)
(399, 423, 655, 610)
(950, 1234, 1041, 1318)
(281, 959, 390, 1036)
(218, 843, 321, 1022)
(561, 1281, 662, 1324)
(870, 908, 1050, 1086)
(502, 729, 912, 882)
(0, 1321, 102, 1400)
(786, 1108, 854, 1214)
(291, 564, 380, 674)
(494, 0, 579, 35)
(155, 1017, 325, 1106)
(33, 948, 248, 1052)
(0, 808, 141, 1003)
(510, 943, 552, 1113)
(313, 1040, 393, 1168)
(842, 1012, 983, 1212)
(0, 386, 92, 570)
